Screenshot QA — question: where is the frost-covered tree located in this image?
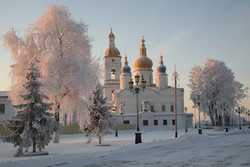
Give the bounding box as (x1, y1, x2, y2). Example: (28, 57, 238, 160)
(3, 5, 100, 143)
(188, 59, 248, 126)
(2, 63, 61, 157)
(83, 82, 113, 144)
(3, 28, 40, 105)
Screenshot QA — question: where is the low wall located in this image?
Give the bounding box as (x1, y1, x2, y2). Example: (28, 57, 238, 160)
(0, 124, 82, 136)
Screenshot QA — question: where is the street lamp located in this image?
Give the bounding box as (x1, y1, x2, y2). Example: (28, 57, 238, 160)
(192, 95, 203, 134)
(236, 107, 244, 130)
(172, 67, 179, 138)
(114, 106, 118, 137)
(185, 107, 188, 133)
(129, 74, 146, 144)
(194, 109, 197, 128)
(248, 110, 250, 129)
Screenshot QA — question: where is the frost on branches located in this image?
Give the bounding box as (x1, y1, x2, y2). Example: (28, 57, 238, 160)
(3, 5, 100, 143)
(188, 59, 248, 126)
(83, 82, 113, 144)
(2, 63, 61, 157)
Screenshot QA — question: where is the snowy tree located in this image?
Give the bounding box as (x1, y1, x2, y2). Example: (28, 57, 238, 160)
(83, 82, 113, 144)
(2, 63, 61, 157)
(3, 28, 40, 105)
(188, 59, 248, 126)
(3, 5, 100, 143)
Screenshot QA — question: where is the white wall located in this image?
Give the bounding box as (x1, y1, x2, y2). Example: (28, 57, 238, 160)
(116, 113, 192, 130)
(0, 96, 15, 124)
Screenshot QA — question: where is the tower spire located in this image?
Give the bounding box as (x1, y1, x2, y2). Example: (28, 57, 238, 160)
(124, 53, 128, 65)
(108, 28, 115, 48)
(159, 52, 163, 65)
(140, 34, 146, 56)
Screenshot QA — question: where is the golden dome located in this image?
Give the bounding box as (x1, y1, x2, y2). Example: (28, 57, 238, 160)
(105, 47, 120, 57)
(134, 35, 153, 69)
(134, 56, 153, 69)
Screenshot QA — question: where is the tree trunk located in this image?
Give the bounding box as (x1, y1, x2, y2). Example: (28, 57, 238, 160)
(53, 132, 60, 143)
(209, 105, 215, 126)
(208, 106, 215, 126)
(219, 115, 222, 126)
(99, 136, 101, 145)
(53, 100, 60, 143)
(215, 109, 219, 126)
(33, 138, 36, 153)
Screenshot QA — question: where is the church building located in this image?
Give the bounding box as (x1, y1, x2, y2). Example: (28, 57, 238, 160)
(103, 29, 193, 130)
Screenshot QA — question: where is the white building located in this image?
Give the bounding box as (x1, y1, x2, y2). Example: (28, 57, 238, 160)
(103, 29, 193, 130)
(0, 91, 15, 124)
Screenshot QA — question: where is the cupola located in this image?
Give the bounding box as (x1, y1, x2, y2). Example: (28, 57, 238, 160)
(133, 35, 153, 70)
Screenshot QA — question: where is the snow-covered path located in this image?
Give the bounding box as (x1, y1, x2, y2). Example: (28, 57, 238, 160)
(0, 128, 250, 167)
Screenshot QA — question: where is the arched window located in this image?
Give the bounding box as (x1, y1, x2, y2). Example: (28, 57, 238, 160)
(111, 69, 116, 79)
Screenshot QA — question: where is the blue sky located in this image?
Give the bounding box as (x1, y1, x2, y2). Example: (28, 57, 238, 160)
(0, 0, 249, 114)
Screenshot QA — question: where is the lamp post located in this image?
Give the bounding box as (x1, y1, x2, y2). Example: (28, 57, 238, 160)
(115, 106, 118, 137)
(172, 67, 179, 138)
(192, 95, 203, 134)
(248, 110, 250, 129)
(185, 107, 188, 133)
(247, 110, 250, 129)
(129, 74, 146, 144)
(194, 109, 197, 128)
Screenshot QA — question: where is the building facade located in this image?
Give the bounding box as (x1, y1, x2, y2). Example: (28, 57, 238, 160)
(0, 91, 15, 124)
(103, 29, 193, 130)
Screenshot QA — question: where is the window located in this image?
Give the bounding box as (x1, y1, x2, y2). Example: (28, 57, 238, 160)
(172, 119, 175, 125)
(170, 105, 174, 112)
(123, 120, 130, 124)
(0, 104, 5, 114)
(163, 120, 167, 125)
(143, 120, 148, 126)
(154, 120, 158, 126)
(111, 59, 115, 63)
(151, 106, 155, 112)
(111, 69, 116, 79)
(162, 105, 165, 112)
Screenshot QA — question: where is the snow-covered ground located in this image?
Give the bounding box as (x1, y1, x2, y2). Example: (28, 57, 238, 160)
(1, 127, 250, 167)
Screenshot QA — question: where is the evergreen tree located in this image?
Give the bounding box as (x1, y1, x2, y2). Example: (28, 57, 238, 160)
(84, 82, 113, 144)
(2, 63, 61, 157)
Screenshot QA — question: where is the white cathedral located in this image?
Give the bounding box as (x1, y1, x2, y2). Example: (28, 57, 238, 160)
(103, 29, 193, 130)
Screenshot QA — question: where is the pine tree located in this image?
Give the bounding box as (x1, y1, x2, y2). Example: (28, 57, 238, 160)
(84, 82, 113, 144)
(2, 63, 61, 157)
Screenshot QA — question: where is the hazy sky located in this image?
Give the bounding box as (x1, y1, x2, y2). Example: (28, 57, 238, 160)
(0, 0, 249, 116)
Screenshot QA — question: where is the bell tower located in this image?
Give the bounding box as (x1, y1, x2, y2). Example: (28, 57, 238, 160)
(103, 28, 122, 103)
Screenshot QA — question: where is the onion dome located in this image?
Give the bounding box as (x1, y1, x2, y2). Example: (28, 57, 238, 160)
(134, 35, 153, 69)
(105, 28, 121, 57)
(121, 54, 131, 74)
(157, 54, 166, 73)
(105, 47, 120, 57)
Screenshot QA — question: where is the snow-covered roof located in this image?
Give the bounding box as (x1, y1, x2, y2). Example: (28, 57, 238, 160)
(0, 91, 9, 97)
